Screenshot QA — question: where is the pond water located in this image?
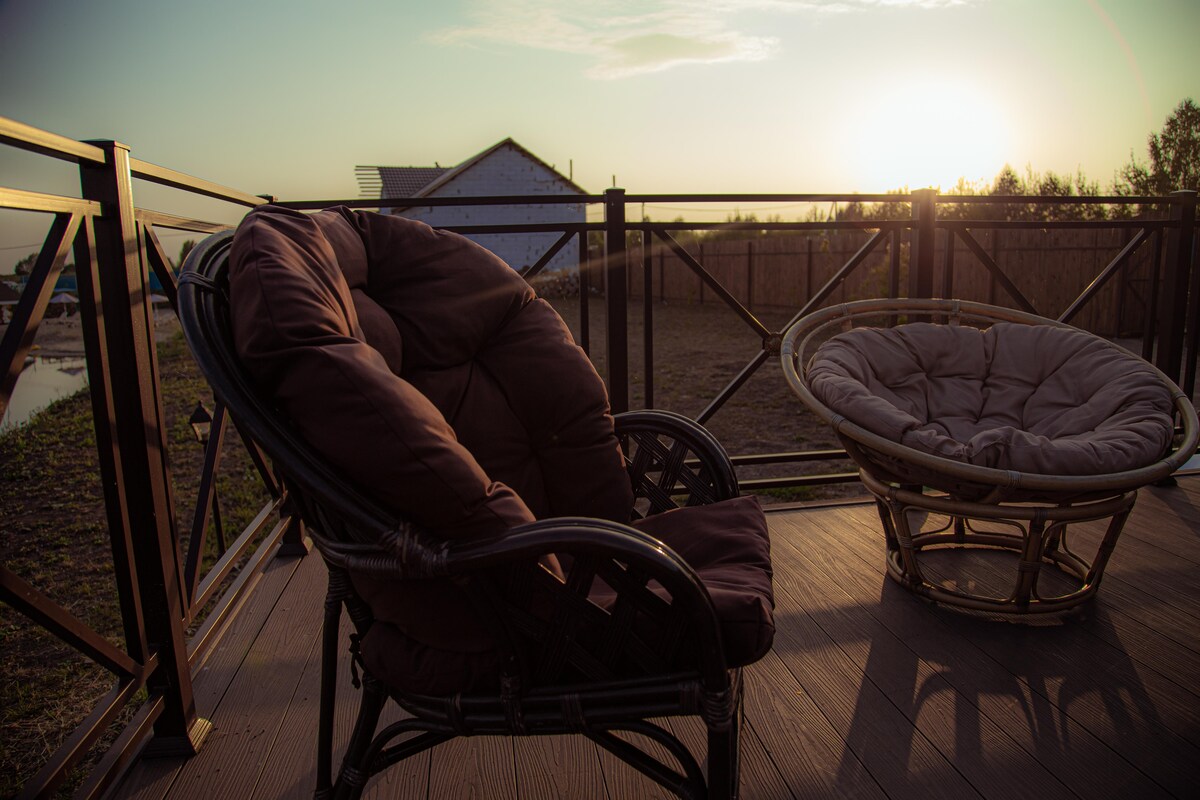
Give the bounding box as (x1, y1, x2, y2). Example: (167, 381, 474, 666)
(1, 356, 89, 431)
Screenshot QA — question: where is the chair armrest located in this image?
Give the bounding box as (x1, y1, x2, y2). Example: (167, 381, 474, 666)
(321, 516, 732, 687)
(614, 409, 739, 515)
(329, 517, 716, 624)
(463, 516, 730, 686)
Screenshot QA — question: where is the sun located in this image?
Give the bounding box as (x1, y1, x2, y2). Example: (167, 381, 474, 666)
(844, 77, 1012, 192)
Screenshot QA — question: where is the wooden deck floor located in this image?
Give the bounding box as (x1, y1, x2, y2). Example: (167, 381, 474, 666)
(113, 476, 1200, 799)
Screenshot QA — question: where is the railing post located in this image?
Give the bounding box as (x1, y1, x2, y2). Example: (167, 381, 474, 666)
(888, 228, 902, 300)
(746, 241, 754, 311)
(604, 188, 628, 414)
(79, 140, 210, 755)
(910, 189, 937, 300)
(1157, 190, 1196, 392)
(578, 231, 591, 355)
(805, 237, 813, 303)
(940, 227, 956, 299)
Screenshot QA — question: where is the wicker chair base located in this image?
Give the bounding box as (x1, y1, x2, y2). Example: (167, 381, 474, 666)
(860, 470, 1138, 615)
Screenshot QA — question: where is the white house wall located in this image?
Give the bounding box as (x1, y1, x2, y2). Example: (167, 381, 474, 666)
(394, 145, 583, 273)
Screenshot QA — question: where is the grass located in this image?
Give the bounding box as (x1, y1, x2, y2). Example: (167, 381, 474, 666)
(0, 331, 271, 798)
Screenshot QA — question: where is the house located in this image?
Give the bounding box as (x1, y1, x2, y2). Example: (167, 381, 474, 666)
(356, 138, 587, 272)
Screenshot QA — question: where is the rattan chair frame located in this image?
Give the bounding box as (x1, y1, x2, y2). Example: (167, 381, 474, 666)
(781, 298, 1199, 614)
(179, 231, 748, 800)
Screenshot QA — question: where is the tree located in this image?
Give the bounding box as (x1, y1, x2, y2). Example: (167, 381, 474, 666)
(177, 239, 197, 268)
(13, 252, 38, 276)
(12, 251, 74, 276)
(1118, 98, 1200, 195)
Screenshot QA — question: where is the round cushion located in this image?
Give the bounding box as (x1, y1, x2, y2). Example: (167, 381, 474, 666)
(807, 322, 1175, 476)
(228, 205, 633, 653)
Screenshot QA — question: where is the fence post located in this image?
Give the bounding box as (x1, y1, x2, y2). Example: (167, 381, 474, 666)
(888, 228, 902, 300)
(805, 237, 813, 303)
(746, 241, 754, 311)
(910, 189, 937, 300)
(1157, 190, 1196, 390)
(604, 188, 628, 414)
(941, 227, 955, 299)
(79, 141, 209, 755)
(578, 231, 591, 354)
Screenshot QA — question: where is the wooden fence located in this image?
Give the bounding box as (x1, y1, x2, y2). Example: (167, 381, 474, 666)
(627, 228, 1154, 337)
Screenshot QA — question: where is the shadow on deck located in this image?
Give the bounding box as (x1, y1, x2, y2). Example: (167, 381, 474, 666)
(113, 477, 1200, 799)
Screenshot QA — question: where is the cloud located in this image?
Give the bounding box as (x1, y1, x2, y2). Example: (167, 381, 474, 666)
(433, 0, 974, 79)
(590, 31, 776, 79)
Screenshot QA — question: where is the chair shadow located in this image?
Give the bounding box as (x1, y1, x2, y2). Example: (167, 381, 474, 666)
(1140, 480, 1200, 545)
(827, 578, 1174, 797)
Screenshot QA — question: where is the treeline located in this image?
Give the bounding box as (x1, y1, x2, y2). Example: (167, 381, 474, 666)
(706, 97, 1199, 231)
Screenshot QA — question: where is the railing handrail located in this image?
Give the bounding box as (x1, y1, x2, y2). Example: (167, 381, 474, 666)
(128, 156, 269, 208)
(0, 115, 107, 165)
(279, 191, 1185, 209)
(275, 193, 603, 210)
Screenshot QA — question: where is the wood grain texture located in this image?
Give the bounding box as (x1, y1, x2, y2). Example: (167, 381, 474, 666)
(115, 552, 306, 800)
(109, 477, 1200, 800)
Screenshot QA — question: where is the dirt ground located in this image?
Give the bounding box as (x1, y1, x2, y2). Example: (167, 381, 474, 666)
(546, 296, 862, 503)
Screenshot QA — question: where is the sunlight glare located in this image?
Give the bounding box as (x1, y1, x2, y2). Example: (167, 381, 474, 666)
(845, 77, 1012, 192)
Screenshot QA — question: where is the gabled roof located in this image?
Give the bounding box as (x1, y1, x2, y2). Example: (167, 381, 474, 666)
(356, 138, 586, 200)
(355, 165, 449, 199)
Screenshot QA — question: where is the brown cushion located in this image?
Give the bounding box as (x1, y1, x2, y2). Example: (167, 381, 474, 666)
(808, 322, 1175, 475)
(363, 496, 775, 695)
(230, 206, 533, 538)
(228, 206, 632, 653)
(629, 495, 775, 667)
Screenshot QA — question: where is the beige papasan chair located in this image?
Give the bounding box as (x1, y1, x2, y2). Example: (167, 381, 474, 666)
(782, 298, 1198, 614)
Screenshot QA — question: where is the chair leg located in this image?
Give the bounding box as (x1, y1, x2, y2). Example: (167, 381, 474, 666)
(333, 676, 388, 800)
(706, 677, 744, 800)
(315, 592, 342, 800)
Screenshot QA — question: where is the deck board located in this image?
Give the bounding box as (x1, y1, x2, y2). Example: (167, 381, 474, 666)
(775, 507, 1167, 799)
(117, 552, 310, 800)
(769, 529, 1071, 800)
(812, 503, 1200, 798)
(111, 477, 1200, 800)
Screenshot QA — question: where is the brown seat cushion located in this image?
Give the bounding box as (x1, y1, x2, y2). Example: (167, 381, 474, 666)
(628, 495, 775, 667)
(808, 322, 1175, 475)
(361, 495, 775, 695)
(229, 206, 632, 652)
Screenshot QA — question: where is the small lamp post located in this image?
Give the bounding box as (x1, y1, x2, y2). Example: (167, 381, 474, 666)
(188, 401, 213, 444)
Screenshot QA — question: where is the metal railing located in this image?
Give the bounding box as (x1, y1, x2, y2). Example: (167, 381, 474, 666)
(594, 188, 1195, 491)
(1, 117, 289, 799)
(1, 116, 1197, 797)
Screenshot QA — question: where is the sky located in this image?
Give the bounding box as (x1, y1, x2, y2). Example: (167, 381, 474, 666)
(1, 0, 1197, 269)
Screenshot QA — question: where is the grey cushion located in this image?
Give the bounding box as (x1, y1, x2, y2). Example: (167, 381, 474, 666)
(808, 322, 1175, 475)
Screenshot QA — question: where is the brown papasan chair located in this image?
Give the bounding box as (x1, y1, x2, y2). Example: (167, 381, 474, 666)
(782, 298, 1197, 614)
(179, 205, 774, 800)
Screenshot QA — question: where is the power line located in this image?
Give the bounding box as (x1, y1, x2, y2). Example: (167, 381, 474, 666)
(3, 229, 193, 253)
